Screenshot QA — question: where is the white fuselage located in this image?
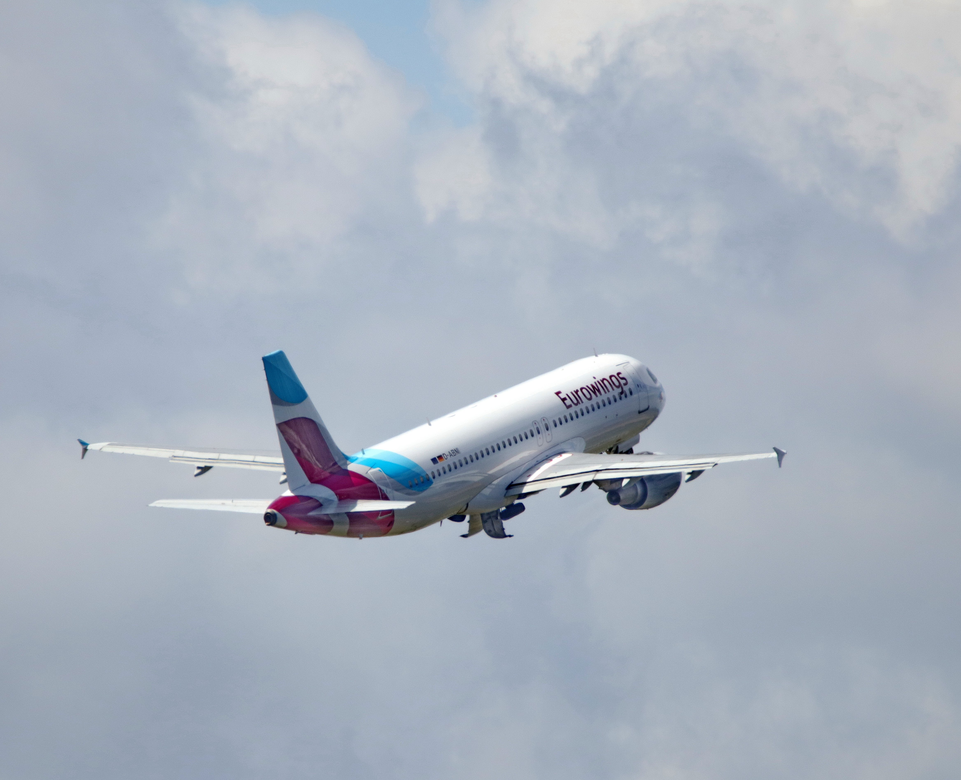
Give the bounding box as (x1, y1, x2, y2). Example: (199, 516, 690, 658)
(358, 355, 665, 534)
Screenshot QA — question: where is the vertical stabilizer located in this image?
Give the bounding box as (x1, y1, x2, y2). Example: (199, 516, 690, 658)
(262, 351, 348, 490)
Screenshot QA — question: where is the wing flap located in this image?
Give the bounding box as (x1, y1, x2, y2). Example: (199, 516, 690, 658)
(506, 450, 779, 496)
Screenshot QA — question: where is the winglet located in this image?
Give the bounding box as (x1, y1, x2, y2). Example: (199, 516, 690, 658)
(773, 447, 786, 468)
(78, 439, 89, 459)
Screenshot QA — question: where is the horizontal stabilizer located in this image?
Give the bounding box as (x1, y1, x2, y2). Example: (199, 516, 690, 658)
(308, 499, 414, 514)
(149, 498, 415, 515)
(150, 499, 273, 514)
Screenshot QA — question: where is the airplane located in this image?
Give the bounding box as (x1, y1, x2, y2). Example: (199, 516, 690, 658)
(79, 351, 785, 539)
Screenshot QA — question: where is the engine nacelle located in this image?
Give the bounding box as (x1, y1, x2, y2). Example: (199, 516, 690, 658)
(606, 473, 682, 510)
(263, 509, 287, 528)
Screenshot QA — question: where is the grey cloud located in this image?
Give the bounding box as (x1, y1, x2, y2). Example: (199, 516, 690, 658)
(1, 0, 960, 778)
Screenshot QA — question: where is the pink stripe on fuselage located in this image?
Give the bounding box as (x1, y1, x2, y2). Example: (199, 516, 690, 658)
(267, 494, 394, 537)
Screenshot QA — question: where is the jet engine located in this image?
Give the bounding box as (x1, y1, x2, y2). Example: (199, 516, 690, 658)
(606, 473, 682, 510)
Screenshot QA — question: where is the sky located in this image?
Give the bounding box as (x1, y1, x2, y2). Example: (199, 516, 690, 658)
(1, 1, 960, 778)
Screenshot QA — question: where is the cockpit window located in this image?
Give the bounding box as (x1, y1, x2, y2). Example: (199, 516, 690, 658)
(646, 368, 658, 384)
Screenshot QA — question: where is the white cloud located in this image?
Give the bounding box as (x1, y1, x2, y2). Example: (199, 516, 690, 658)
(432, 0, 961, 239)
(156, 4, 422, 289)
(2, 1, 961, 778)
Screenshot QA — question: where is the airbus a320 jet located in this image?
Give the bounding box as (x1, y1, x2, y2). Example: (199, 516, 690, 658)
(80, 351, 784, 539)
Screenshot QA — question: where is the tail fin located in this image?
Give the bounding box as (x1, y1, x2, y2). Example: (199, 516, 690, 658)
(263, 350, 348, 490)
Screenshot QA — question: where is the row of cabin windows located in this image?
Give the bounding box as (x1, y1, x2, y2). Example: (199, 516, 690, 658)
(424, 424, 542, 482)
(415, 387, 634, 486)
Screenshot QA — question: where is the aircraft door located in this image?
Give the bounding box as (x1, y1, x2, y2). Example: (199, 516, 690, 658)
(617, 362, 651, 414)
(541, 417, 553, 444)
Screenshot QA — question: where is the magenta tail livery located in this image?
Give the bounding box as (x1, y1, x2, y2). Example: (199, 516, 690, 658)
(80, 352, 785, 540)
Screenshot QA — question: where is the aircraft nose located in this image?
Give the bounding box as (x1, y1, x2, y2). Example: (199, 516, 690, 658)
(649, 382, 665, 416)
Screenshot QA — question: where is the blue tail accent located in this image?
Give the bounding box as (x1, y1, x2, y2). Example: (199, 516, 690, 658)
(262, 350, 308, 405)
(348, 448, 432, 492)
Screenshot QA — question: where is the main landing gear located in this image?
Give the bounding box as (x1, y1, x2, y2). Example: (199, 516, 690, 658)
(460, 503, 525, 539)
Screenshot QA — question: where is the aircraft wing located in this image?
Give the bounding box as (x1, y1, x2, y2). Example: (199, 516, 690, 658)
(506, 448, 784, 496)
(79, 440, 284, 472)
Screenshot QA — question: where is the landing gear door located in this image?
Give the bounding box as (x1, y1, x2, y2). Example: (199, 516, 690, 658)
(617, 362, 650, 413)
